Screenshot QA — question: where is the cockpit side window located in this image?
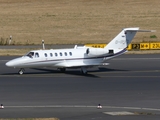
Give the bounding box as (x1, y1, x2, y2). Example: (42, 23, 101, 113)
(26, 52, 34, 58)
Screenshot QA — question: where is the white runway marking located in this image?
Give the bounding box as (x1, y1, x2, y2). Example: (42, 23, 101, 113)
(5, 105, 160, 111)
(104, 111, 135, 116)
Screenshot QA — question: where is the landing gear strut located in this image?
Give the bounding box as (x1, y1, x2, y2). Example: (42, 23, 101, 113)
(81, 67, 88, 75)
(18, 68, 25, 75)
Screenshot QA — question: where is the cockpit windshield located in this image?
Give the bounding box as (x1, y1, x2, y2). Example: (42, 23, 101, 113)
(25, 52, 34, 58)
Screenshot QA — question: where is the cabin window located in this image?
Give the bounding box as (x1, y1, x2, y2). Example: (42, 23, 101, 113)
(35, 53, 39, 58)
(60, 52, 62, 56)
(55, 53, 58, 57)
(44, 53, 47, 57)
(50, 53, 53, 57)
(69, 52, 72, 56)
(65, 52, 67, 56)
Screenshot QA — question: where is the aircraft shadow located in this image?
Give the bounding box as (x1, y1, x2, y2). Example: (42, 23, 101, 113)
(96, 67, 128, 72)
(1, 67, 128, 77)
(31, 68, 100, 78)
(30, 67, 128, 77)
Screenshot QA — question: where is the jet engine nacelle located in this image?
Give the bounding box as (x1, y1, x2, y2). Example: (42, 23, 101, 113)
(86, 48, 108, 56)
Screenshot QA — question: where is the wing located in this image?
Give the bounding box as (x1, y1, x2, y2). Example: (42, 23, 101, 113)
(54, 61, 109, 68)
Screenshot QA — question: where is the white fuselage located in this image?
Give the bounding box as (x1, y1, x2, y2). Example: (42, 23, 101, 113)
(6, 47, 126, 69)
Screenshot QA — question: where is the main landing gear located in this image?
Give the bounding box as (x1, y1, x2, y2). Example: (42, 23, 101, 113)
(58, 68, 66, 73)
(81, 67, 88, 75)
(18, 68, 25, 75)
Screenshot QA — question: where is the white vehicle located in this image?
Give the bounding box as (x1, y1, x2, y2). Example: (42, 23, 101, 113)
(6, 27, 153, 75)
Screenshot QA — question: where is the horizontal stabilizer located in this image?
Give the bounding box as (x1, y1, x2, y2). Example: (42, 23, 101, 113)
(125, 29, 156, 33)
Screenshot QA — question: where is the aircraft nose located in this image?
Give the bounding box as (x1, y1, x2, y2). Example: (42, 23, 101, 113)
(6, 57, 26, 68)
(6, 61, 14, 67)
(6, 62, 12, 67)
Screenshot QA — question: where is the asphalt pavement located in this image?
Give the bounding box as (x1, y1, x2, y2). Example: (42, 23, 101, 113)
(0, 54, 160, 120)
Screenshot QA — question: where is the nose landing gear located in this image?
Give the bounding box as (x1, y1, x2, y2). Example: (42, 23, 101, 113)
(18, 68, 25, 75)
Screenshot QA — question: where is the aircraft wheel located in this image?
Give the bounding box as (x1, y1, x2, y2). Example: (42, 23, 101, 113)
(82, 71, 88, 75)
(18, 69, 24, 75)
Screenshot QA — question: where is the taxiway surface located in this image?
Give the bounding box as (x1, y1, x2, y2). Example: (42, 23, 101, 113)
(0, 54, 160, 120)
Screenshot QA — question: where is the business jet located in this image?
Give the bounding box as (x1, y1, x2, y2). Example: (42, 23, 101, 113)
(6, 27, 154, 75)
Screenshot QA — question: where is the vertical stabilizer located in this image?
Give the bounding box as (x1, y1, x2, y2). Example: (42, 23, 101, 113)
(105, 28, 139, 50)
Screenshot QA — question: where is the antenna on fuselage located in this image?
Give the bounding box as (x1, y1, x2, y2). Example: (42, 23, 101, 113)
(42, 40, 45, 50)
